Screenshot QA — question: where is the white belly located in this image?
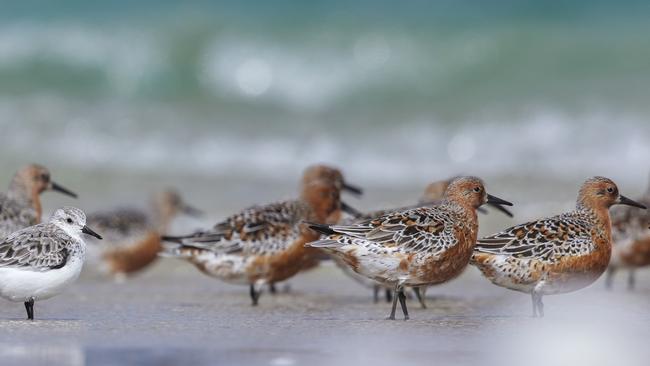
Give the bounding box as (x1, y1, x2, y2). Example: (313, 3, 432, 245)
(192, 252, 251, 285)
(0, 258, 84, 302)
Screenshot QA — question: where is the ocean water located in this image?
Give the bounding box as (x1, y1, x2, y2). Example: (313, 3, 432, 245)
(0, 0, 649, 203)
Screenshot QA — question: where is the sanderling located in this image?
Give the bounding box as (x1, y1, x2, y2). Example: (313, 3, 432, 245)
(161, 179, 357, 306)
(0, 207, 101, 320)
(605, 176, 650, 290)
(0, 164, 77, 240)
(471, 176, 646, 317)
(85, 189, 201, 279)
(307, 176, 512, 320)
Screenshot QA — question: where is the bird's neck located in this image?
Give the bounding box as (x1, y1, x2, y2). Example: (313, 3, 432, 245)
(577, 204, 612, 249)
(444, 200, 479, 231)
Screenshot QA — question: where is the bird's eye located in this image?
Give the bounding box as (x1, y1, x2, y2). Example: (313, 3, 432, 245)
(66, 218, 73, 224)
(606, 187, 614, 193)
(473, 187, 481, 193)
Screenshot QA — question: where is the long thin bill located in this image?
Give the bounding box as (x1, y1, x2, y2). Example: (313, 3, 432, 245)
(618, 195, 647, 209)
(82, 225, 103, 240)
(342, 182, 363, 196)
(486, 193, 513, 207)
(51, 182, 78, 198)
(488, 203, 514, 218)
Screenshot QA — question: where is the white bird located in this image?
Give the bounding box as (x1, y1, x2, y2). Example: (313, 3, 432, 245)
(0, 207, 102, 320)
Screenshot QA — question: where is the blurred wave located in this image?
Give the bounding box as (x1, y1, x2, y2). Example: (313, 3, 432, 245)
(0, 0, 648, 187)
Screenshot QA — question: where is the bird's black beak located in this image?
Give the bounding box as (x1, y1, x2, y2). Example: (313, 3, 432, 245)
(486, 194, 513, 207)
(488, 203, 514, 218)
(617, 195, 647, 209)
(342, 182, 363, 196)
(341, 201, 363, 218)
(82, 225, 102, 240)
(50, 182, 78, 199)
(182, 204, 204, 217)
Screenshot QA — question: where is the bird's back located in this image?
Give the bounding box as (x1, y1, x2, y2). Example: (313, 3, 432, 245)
(0, 193, 38, 241)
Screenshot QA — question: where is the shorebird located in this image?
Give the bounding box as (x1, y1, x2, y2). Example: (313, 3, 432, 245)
(0, 164, 77, 240)
(606, 177, 650, 290)
(471, 177, 646, 317)
(0, 207, 101, 320)
(264, 164, 363, 294)
(161, 179, 356, 306)
(307, 176, 512, 320)
(334, 177, 513, 308)
(85, 189, 201, 279)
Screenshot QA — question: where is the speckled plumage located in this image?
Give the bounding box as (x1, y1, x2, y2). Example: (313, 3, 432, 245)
(471, 176, 646, 317)
(162, 180, 345, 305)
(0, 193, 39, 241)
(308, 176, 511, 319)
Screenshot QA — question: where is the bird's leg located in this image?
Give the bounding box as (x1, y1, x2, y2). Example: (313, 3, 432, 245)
(249, 284, 260, 306)
(398, 288, 409, 320)
(269, 283, 277, 295)
(537, 295, 544, 318)
(413, 286, 427, 309)
(628, 270, 636, 291)
(24, 298, 34, 321)
(605, 267, 616, 290)
(387, 285, 400, 320)
(373, 285, 380, 304)
(385, 288, 392, 303)
(531, 292, 539, 318)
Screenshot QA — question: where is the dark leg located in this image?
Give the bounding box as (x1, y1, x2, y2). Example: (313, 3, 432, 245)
(24, 298, 34, 321)
(385, 288, 393, 303)
(413, 287, 427, 309)
(269, 283, 277, 295)
(387, 285, 400, 320)
(373, 285, 380, 304)
(628, 270, 636, 291)
(398, 289, 409, 320)
(605, 267, 616, 290)
(249, 284, 260, 306)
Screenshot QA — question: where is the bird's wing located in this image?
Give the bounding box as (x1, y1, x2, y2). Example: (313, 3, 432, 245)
(174, 201, 304, 255)
(0, 223, 73, 270)
(311, 206, 460, 256)
(475, 212, 594, 263)
(0, 193, 38, 240)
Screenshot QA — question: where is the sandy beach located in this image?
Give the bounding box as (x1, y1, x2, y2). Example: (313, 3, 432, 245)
(0, 257, 648, 366)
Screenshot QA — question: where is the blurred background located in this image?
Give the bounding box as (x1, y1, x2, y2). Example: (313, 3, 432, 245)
(0, 0, 649, 219)
(1, 2, 650, 365)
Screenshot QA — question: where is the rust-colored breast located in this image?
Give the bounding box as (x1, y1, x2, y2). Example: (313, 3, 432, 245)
(246, 230, 321, 283)
(547, 235, 611, 289)
(410, 224, 476, 285)
(103, 231, 162, 275)
(620, 235, 650, 267)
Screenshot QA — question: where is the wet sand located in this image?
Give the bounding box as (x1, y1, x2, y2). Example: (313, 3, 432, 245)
(0, 259, 649, 366)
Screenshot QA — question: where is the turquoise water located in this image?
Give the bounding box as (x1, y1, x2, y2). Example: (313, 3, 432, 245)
(0, 0, 649, 187)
